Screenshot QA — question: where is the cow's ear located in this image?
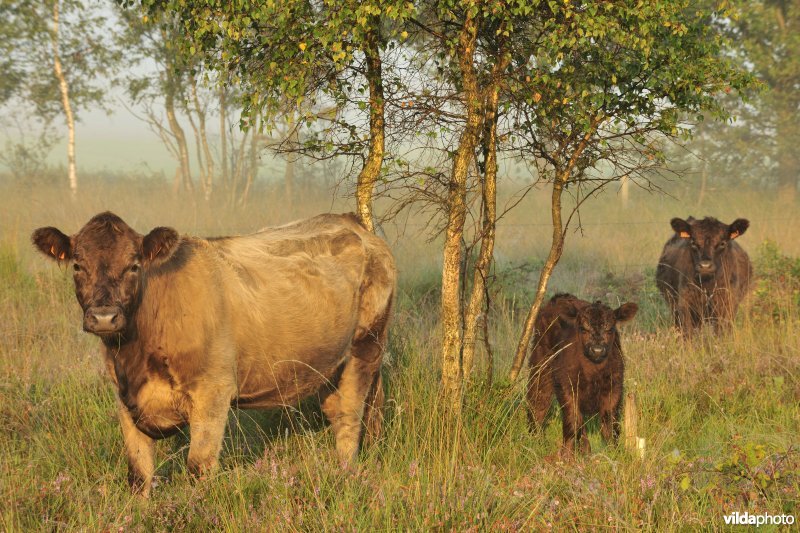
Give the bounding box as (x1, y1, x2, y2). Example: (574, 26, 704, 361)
(614, 302, 639, 323)
(670, 218, 692, 239)
(728, 218, 749, 240)
(558, 304, 579, 328)
(32, 227, 71, 262)
(142, 227, 180, 265)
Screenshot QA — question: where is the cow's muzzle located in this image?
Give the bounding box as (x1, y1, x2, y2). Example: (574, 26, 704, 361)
(695, 259, 716, 275)
(84, 306, 126, 334)
(584, 344, 608, 363)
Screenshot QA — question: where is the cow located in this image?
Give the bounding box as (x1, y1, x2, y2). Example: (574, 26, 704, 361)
(527, 294, 638, 456)
(31, 211, 396, 496)
(655, 216, 752, 334)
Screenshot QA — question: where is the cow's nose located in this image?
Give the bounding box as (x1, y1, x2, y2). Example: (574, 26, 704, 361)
(698, 260, 714, 271)
(84, 307, 122, 332)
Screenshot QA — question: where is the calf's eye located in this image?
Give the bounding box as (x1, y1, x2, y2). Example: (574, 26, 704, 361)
(73, 263, 81, 272)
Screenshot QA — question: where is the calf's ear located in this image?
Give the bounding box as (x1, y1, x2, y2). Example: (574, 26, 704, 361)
(558, 304, 579, 328)
(142, 226, 180, 266)
(614, 302, 638, 323)
(32, 227, 71, 262)
(670, 218, 692, 239)
(728, 218, 749, 239)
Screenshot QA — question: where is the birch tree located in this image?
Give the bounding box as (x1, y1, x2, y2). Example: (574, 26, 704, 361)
(0, 0, 120, 194)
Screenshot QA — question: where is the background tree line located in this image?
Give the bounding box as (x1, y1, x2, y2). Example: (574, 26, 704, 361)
(2, 0, 796, 412)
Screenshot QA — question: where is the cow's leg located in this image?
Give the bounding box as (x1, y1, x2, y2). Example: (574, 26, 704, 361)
(676, 301, 700, 335)
(322, 300, 389, 463)
(557, 384, 587, 457)
(323, 285, 391, 463)
(117, 399, 155, 497)
(600, 406, 622, 445)
(322, 353, 380, 465)
(600, 387, 623, 444)
(186, 388, 234, 478)
(712, 287, 736, 333)
(526, 352, 554, 433)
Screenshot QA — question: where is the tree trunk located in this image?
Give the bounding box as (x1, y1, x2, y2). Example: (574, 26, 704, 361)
(461, 47, 508, 382)
(482, 294, 494, 387)
(620, 174, 630, 208)
(509, 121, 601, 381)
(696, 162, 707, 208)
(164, 86, 192, 193)
(230, 128, 250, 207)
(507, 171, 568, 382)
(284, 124, 298, 205)
(185, 101, 207, 198)
(219, 85, 229, 192)
(355, 23, 385, 233)
(440, 13, 482, 414)
(51, 0, 76, 197)
(161, 34, 192, 194)
(775, 97, 798, 203)
(241, 117, 260, 207)
(191, 79, 214, 201)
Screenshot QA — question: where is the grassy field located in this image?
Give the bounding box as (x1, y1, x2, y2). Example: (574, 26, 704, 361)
(1, 177, 798, 531)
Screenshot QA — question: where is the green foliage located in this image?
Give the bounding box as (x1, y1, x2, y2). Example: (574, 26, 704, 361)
(503, 0, 757, 183)
(123, 0, 756, 187)
(753, 239, 800, 319)
(131, 0, 413, 125)
(0, 0, 121, 121)
(687, 0, 800, 188)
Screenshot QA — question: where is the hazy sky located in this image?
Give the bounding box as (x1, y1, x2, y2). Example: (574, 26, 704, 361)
(50, 96, 176, 175)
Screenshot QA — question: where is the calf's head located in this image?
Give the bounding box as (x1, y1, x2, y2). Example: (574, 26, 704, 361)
(561, 301, 638, 363)
(32, 212, 179, 340)
(670, 216, 749, 279)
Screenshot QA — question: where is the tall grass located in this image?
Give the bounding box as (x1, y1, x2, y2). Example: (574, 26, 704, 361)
(1, 177, 797, 531)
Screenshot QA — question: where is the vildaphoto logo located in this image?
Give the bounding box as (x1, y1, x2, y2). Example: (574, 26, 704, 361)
(723, 512, 795, 527)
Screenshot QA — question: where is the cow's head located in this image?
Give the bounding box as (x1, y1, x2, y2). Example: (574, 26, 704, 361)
(32, 212, 180, 341)
(670, 216, 749, 279)
(561, 301, 638, 363)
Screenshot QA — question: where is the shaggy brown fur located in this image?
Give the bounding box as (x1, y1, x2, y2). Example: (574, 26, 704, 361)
(527, 294, 637, 456)
(32, 212, 396, 496)
(655, 216, 752, 334)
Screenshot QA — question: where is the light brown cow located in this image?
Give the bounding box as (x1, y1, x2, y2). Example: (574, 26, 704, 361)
(32, 212, 396, 496)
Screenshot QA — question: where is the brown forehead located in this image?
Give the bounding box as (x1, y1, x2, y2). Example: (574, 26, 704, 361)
(579, 304, 614, 328)
(688, 218, 727, 240)
(73, 213, 140, 258)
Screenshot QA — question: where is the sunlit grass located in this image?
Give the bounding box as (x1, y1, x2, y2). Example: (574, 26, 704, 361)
(1, 177, 798, 530)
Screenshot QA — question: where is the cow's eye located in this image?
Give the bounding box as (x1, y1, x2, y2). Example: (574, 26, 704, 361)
(129, 264, 140, 274)
(73, 263, 81, 272)
(717, 242, 727, 249)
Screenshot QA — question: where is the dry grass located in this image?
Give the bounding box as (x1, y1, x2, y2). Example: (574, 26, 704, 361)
(1, 176, 798, 531)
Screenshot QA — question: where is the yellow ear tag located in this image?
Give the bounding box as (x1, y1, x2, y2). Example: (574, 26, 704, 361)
(679, 231, 690, 238)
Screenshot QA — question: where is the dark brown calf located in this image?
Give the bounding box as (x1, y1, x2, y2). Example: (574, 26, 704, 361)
(656, 216, 752, 334)
(527, 294, 637, 456)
